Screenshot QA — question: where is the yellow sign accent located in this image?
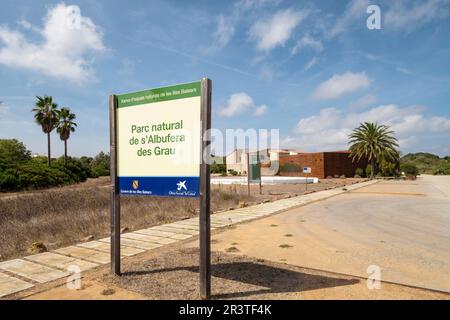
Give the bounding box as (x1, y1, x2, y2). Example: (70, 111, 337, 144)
(132, 180, 139, 189)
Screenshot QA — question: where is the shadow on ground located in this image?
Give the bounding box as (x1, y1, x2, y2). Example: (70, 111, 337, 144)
(123, 261, 360, 299)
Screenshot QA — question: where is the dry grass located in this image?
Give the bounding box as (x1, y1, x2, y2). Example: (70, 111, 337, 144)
(0, 177, 365, 261)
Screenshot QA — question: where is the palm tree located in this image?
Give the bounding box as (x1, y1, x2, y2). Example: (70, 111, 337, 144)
(348, 122, 399, 179)
(32, 96, 59, 166)
(57, 107, 77, 165)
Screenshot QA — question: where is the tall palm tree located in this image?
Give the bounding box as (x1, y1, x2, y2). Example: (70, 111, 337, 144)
(32, 96, 59, 166)
(348, 122, 399, 179)
(56, 107, 77, 165)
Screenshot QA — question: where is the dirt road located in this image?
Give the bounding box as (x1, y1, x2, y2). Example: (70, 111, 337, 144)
(210, 175, 450, 293)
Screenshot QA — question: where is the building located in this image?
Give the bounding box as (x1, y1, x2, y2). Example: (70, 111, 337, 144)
(279, 151, 368, 179)
(226, 148, 305, 175)
(226, 149, 271, 174)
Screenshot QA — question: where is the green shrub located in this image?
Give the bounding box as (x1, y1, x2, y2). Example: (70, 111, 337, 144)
(365, 164, 372, 177)
(0, 139, 111, 192)
(434, 163, 450, 175)
(90, 152, 110, 177)
(280, 163, 300, 173)
(401, 163, 419, 177)
(355, 168, 364, 177)
(0, 139, 31, 170)
(227, 170, 238, 176)
(211, 160, 227, 174)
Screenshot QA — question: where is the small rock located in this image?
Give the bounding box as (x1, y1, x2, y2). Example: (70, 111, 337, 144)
(120, 227, 129, 234)
(228, 207, 234, 211)
(82, 235, 94, 242)
(263, 199, 271, 203)
(101, 288, 116, 296)
(238, 201, 248, 208)
(29, 242, 47, 254)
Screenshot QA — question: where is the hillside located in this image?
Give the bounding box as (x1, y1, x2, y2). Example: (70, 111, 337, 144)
(401, 153, 450, 175)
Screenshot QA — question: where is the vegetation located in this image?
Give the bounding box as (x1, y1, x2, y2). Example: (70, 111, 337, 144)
(279, 162, 300, 173)
(210, 156, 226, 174)
(0, 139, 110, 192)
(349, 122, 399, 179)
(32, 96, 59, 166)
(400, 153, 450, 175)
(56, 107, 77, 165)
(354, 168, 364, 178)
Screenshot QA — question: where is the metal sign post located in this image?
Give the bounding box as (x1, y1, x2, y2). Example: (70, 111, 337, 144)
(109, 95, 121, 276)
(109, 79, 212, 299)
(247, 152, 250, 197)
(199, 78, 212, 300)
(303, 166, 311, 192)
(258, 150, 262, 195)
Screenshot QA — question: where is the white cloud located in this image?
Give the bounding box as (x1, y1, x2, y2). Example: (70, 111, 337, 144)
(304, 57, 318, 71)
(385, 0, 449, 31)
(327, 0, 369, 38)
(312, 72, 370, 100)
(210, 14, 235, 50)
(349, 94, 377, 109)
(219, 92, 268, 117)
(254, 104, 268, 116)
(285, 104, 450, 152)
(208, 0, 280, 52)
(249, 9, 307, 51)
(0, 3, 106, 83)
(0, 101, 8, 114)
(291, 35, 323, 55)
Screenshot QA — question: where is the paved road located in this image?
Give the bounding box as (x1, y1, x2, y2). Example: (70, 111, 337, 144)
(212, 175, 450, 293)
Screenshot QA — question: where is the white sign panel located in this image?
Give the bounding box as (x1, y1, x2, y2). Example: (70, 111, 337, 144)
(116, 81, 201, 197)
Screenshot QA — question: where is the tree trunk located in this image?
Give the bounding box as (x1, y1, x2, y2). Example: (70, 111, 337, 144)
(47, 132, 51, 166)
(64, 139, 67, 166)
(371, 157, 375, 179)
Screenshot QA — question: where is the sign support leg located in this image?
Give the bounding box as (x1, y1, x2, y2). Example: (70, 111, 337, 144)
(109, 95, 121, 276)
(199, 78, 212, 299)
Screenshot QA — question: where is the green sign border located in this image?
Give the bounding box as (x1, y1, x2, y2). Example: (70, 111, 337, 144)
(117, 81, 201, 108)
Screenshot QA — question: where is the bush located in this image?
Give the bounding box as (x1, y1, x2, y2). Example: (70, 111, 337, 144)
(229, 170, 238, 176)
(280, 163, 300, 173)
(434, 163, 450, 175)
(0, 138, 111, 192)
(401, 163, 419, 177)
(90, 152, 110, 177)
(211, 161, 226, 174)
(355, 168, 364, 177)
(0, 139, 31, 170)
(365, 164, 372, 177)
(380, 159, 400, 177)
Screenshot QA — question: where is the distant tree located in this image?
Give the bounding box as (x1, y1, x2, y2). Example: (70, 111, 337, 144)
(401, 163, 419, 177)
(0, 139, 31, 168)
(56, 107, 77, 165)
(348, 122, 399, 179)
(32, 96, 59, 166)
(90, 151, 110, 177)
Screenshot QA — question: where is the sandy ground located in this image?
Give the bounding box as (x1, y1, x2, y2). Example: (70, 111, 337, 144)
(208, 175, 450, 293)
(18, 242, 449, 300)
(7, 175, 449, 300)
(0, 176, 366, 262)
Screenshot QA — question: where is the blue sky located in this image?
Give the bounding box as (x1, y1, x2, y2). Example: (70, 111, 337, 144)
(0, 0, 449, 157)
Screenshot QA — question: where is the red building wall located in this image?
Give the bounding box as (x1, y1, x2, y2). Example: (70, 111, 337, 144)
(279, 151, 367, 179)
